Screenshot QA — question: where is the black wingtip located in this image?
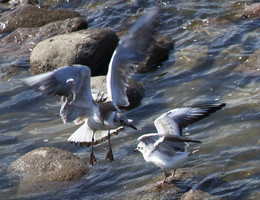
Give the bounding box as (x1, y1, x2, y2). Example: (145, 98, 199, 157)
(192, 103, 226, 112)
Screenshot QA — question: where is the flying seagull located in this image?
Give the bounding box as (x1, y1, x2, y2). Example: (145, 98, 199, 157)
(23, 7, 160, 165)
(135, 103, 226, 183)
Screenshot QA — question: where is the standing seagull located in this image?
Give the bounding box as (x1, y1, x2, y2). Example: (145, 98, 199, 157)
(23, 7, 160, 165)
(135, 103, 226, 183)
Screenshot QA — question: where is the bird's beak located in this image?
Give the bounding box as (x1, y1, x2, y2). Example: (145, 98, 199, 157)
(127, 123, 137, 130)
(134, 148, 138, 152)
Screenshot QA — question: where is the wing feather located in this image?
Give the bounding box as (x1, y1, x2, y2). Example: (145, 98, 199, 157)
(106, 7, 160, 107)
(22, 65, 97, 124)
(138, 133, 201, 154)
(154, 103, 226, 136)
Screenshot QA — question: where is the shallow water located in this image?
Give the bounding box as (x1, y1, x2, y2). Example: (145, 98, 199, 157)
(0, 0, 260, 199)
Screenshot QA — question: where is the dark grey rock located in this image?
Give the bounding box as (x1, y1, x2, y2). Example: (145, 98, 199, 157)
(135, 33, 174, 73)
(0, 4, 81, 33)
(7, 147, 88, 194)
(30, 28, 119, 75)
(125, 80, 145, 109)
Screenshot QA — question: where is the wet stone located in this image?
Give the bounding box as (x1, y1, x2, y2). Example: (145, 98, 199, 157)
(241, 3, 260, 19)
(181, 176, 230, 200)
(7, 147, 88, 195)
(30, 28, 119, 75)
(0, 4, 81, 33)
(181, 189, 221, 200)
(136, 33, 174, 73)
(9, 0, 38, 8)
(125, 169, 196, 200)
(171, 44, 208, 72)
(234, 48, 260, 76)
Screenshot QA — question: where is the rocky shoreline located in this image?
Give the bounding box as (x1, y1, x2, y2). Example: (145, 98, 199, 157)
(1, 0, 259, 198)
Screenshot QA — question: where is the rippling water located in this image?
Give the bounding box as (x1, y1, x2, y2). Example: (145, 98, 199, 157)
(1, 0, 260, 199)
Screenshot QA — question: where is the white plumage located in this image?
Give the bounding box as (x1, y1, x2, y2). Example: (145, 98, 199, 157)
(136, 103, 226, 183)
(23, 7, 160, 165)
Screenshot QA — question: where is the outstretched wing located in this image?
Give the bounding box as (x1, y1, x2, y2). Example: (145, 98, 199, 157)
(106, 7, 160, 107)
(22, 65, 97, 124)
(154, 103, 226, 136)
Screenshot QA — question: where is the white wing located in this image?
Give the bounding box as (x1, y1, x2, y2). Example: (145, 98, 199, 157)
(22, 65, 97, 124)
(154, 104, 226, 136)
(106, 7, 160, 107)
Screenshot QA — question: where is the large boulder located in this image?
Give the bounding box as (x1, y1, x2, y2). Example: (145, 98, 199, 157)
(7, 147, 88, 194)
(0, 4, 81, 33)
(30, 28, 119, 75)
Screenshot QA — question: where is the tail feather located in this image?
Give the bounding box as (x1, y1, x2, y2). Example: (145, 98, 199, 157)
(67, 122, 93, 143)
(67, 122, 124, 147)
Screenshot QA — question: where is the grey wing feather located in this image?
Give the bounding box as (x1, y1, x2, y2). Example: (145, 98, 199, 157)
(138, 133, 160, 146)
(138, 133, 201, 153)
(154, 103, 226, 136)
(106, 7, 160, 107)
(22, 65, 97, 124)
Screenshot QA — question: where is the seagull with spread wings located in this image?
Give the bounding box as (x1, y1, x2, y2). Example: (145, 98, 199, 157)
(23, 7, 160, 165)
(135, 103, 226, 183)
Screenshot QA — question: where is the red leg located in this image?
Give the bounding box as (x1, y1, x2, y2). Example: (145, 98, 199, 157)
(106, 130, 114, 162)
(162, 170, 168, 183)
(170, 169, 176, 178)
(89, 132, 97, 166)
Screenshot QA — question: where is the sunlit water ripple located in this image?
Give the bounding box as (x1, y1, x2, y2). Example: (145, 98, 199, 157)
(0, 0, 259, 199)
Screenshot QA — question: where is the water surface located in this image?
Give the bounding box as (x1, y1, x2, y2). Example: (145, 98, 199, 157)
(0, 0, 259, 199)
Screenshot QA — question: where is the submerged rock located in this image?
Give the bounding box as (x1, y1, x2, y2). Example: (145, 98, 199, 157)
(30, 28, 119, 75)
(241, 3, 260, 19)
(0, 4, 81, 33)
(171, 44, 208, 72)
(124, 169, 196, 200)
(136, 33, 174, 73)
(234, 49, 260, 75)
(7, 147, 88, 195)
(181, 189, 221, 200)
(182, 176, 229, 200)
